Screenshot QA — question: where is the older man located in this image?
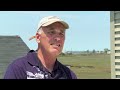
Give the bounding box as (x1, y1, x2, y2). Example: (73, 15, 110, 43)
(4, 16, 77, 79)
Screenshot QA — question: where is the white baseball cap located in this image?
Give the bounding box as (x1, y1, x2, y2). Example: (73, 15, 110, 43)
(37, 16, 69, 30)
(29, 16, 69, 40)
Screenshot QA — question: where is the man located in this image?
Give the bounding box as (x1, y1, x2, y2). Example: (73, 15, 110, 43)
(4, 16, 77, 79)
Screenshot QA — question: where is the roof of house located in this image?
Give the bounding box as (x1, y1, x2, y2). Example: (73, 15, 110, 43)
(0, 35, 30, 78)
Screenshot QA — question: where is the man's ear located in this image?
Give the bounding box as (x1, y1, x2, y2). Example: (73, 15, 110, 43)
(36, 33, 41, 43)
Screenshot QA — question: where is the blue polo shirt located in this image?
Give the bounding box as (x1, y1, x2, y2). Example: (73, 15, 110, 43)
(4, 50, 77, 79)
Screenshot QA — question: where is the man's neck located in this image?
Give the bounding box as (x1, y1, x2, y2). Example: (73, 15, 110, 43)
(37, 49, 56, 72)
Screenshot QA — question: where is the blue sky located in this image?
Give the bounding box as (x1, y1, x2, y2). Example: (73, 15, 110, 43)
(0, 11, 110, 52)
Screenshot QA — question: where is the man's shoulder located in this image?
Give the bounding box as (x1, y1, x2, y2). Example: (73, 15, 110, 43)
(10, 54, 28, 67)
(57, 60, 71, 70)
(10, 50, 35, 67)
(57, 60, 77, 79)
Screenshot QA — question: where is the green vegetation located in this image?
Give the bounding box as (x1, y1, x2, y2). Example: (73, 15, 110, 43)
(58, 54, 111, 79)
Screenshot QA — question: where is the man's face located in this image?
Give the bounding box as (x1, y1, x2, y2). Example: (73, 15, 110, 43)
(38, 22, 66, 56)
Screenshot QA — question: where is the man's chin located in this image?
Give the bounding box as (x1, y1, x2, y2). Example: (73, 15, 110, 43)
(50, 49, 61, 56)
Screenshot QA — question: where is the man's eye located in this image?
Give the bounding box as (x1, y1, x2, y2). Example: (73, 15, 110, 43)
(48, 31, 55, 34)
(60, 33, 65, 36)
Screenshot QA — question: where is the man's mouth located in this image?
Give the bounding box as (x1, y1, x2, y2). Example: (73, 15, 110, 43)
(50, 43, 61, 47)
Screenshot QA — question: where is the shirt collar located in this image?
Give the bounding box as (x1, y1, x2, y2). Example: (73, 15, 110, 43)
(26, 50, 59, 72)
(26, 50, 40, 67)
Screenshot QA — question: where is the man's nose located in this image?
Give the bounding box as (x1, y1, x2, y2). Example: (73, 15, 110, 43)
(54, 37, 61, 41)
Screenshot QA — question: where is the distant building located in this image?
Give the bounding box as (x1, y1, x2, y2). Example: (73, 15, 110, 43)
(107, 50, 111, 54)
(111, 11, 120, 79)
(0, 35, 30, 78)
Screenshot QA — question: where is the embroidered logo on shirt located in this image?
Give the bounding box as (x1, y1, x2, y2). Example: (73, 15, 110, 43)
(26, 66, 49, 79)
(26, 71, 45, 79)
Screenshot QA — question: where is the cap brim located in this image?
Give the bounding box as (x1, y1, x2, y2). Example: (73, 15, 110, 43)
(42, 20, 69, 29)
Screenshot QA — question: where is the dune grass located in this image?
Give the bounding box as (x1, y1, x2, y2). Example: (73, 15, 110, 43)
(58, 54, 111, 79)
